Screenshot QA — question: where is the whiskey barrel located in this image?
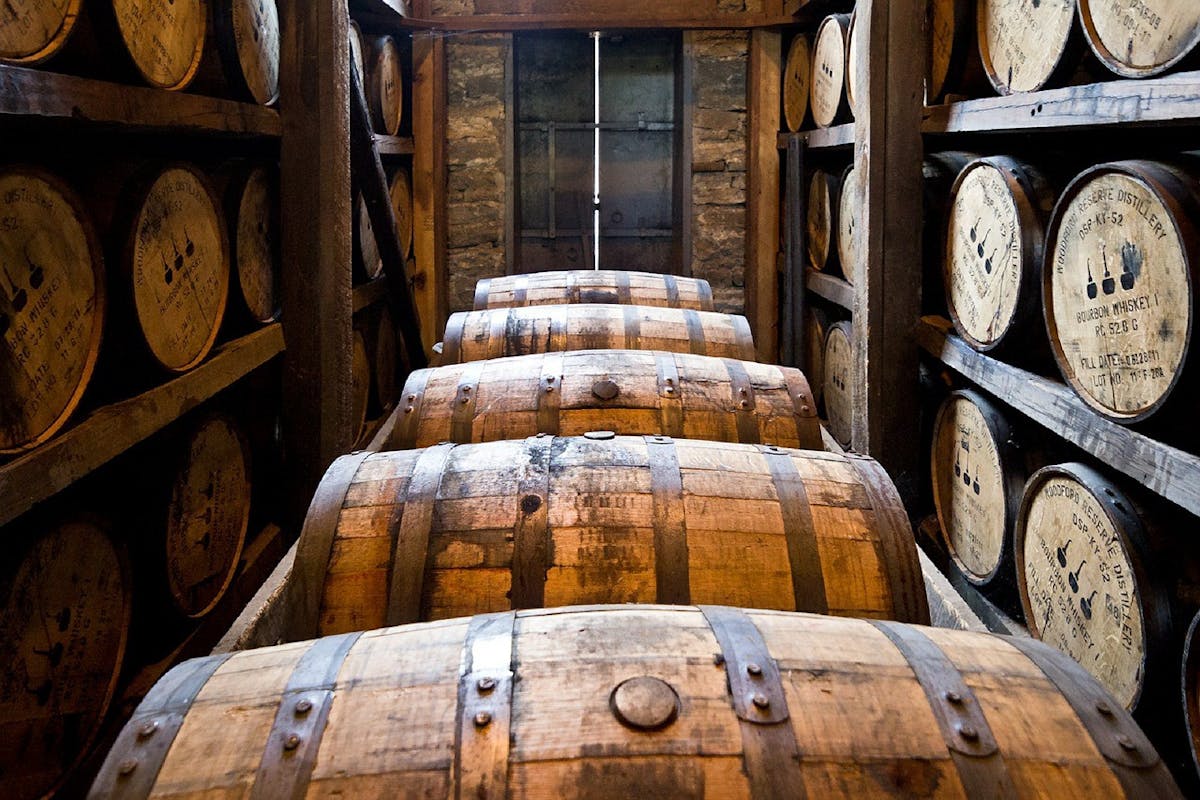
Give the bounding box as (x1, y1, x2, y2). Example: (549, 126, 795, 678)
(92, 605, 1180, 800)
(354, 191, 382, 281)
(441, 305, 756, 365)
(292, 436, 927, 637)
(1044, 161, 1200, 424)
(805, 307, 829, 408)
(390, 167, 414, 260)
(114, 164, 229, 373)
(977, 0, 1081, 94)
(844, 9, 862, 115)
(364, 34, 404, 136)
(0, 0, 83, 65)
(783, 34, 811, 132)
(369, 305, 398, 412)
(806, 168, 841, 273)
(0, 167, 106, 454)
(1080, 1, 1200, 79)
(474, 270, 714, 312)
(1183, 609, 1200, 777)
(223, 164, 279, 324)
(944, 156, 1054, 353)
(1015, 463, 1172, 714)
(163, 414, 251, 618)
(352, 329, 370, 438)
(107, 0, 208, 90)
(387, 350, 822, 450)
(924, 152, 980, 314)
(823, 321, 853, 448)
(1, 519, 131, 800)
(836, 164, 858, 285)
(348, 18, 365, 80)
(931, 389, 1030, 592)
(811, 13, 851, 127)
(212, 0, 281, 105)
(927, 0, 988, 102)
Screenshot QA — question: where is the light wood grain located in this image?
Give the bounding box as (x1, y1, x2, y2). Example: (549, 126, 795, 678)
(811, 13, 850, 127)
(783, 34, 811, 132)
(111, 0, 207, 90)
(475, 271, 714, 311)
(1079, 0, 1200, 79)
(977, 0, 1079, 94)
(0, 0, 81, 64)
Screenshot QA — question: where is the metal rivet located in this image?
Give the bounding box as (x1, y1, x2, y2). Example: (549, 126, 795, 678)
(944, 691, 963, 705)
(283, 734, 302, 751)
(665, 378, 674, 384)
(1096, 701, 1114, 717)
(460, 397, 470, 404)
(958, 724, 978, 741)
(752, 693, 770, 709)
(474, 711, 493, 728)
(477, 677, 497, 693)
(547, 376, 556, 382)
(665, 387, 675, 394)
(800, 405, 811, 414)
(118, 759, 138, 776)
(408, 394, 416, 401)
(462, 386, 471, 393)
(739, 388, 748, 396)
(545, 386, 555, 393)
(746, 663, 763, 677)
(713, 653, 725, 666)
(404, 406, 414, 413)
(1118, 735, 1137, 751)
(137, 720, 159, 739)
(295, 699, 313, 715)
(739, 400, 749, 408)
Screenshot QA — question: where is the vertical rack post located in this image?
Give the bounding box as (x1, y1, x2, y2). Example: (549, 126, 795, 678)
(746, 28, 782, 362)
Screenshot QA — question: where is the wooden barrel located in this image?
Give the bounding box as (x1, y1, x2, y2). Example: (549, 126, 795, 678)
(805, 307, 829, 408)
(927, 0, 988, 103)
(1, 519, 131, 800)
(923, 151, 980, 315)
(387, 350, 822, 450)
(475, 270, 715, 311)
(348, 18, 365, 80)
(292, 436, 927, 637)
(354, 191, 382, 281)
(931, 389, 1030, 592)
(108, 0, 208, 90)
(1183, 609, 1200, 778)
(351, 329, 370, 438)
(1015, 463, 1172, 714)
(163, 414, 251, 618)
(806, 168, 841, 273)
(811, 13, 851, 128)
(92, 605, 1180, 799)
(836, 164, 858, 285)
(1044, 160, 1200, 424)
(224, 164, 279, 324)
(782, 34, 811, 132)
(1080, 1, 1200, 79)
(212, 0, 281, 105)
(844, 9, 862, 115)
(0, 0, 83, 64)
(441, 305, 757, 365)
(977, 0, 1081, 94)
(370, 305, 398, 412)
(390, 166, 414, 260)
(944, 156, 1053, 353)
(823, 321, 853, 448)
(0, 167, 106, 454)
(364, 34, 404, 136)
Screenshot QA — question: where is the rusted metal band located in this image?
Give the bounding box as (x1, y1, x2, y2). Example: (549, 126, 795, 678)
(290, 451, 374, 640)
(697, 278, 715, 311)
(645, 436, 690, 605)
(486, 308, 509, 360)
(617, 270, 632, 304)
(664, 274, 681, 308)
(845, 455, 930, 625)
(390, 368, 432, 449)
(535, 354, 564, 435)
(385, 443, 456, 625)
(1004, 636, 1180, 797)
(779, 367, 822, 451)
(473, 278, 491, 310)
(442, 312, 468, 365)
(453, 612, 517, 800)
(759, 445, 828, 615)
(732, 314, 756, 360)
(250, 632, 363, 800)
(513, 274, 529, 306)
(684, 308, 707, 356)
(510, 436, 556, 609)
(566, 270, 581, 304)
(869, 621, 1016, 798)
(623, 304, 643, 350)
(450, 361, 485, 444)
(89, 653, 233, 799)
(723, 358, 761, 444)
(654, 352, 684, 438)
(699, 606, 806, 799)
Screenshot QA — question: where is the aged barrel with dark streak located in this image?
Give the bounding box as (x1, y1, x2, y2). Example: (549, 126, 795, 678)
(91, 606, 1179, 798)
(387, 350, 822, 450)
(0, 0, 84, 64)
(289, 436, 928, 639)
(1080, 1, 1200, 79)
(474, 270, 714, 311)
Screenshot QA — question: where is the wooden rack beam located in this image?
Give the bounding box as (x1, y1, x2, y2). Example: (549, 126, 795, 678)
(805, 269, 853, 310)
(777, 123, 855, 151)
(374, 134, 416, 155)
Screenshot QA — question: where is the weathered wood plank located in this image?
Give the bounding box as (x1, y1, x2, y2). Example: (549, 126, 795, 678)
(353, 275, 390, 314)
(919, 545, 987, 632)
(411, 32, 448, 356)
(374, 134, 416, 155)
(917, 316, 1200, 518)
(806, 269, 852, 311)
(0, 326, 284, 529)
(351, 0, 412, 19)
(214, 539, 298, 653)
(745, 30, 782, 362)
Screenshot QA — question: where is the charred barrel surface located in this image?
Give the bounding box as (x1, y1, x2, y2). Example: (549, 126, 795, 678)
(387, 350, 822, 450)
(293, 436, 928, 637)
(224, 164, 280, 324)
(92, 605, 1179, 799)
(474, 270, 714, 311)
(364, 34, 404, 136)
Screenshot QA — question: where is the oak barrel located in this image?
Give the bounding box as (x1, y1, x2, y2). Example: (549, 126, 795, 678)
(1, 519, 131, 800)
(823, 321, 853, 448)
(931, 389, 1030, 592)
(212, 0, 281, 105)
(224, 164, 279, 324)
(1080, 1, 1200, 79)
(474, 270, 715, 312)
(351, 329, 370, 438)
(844, 9, 862, 115)
(806, 168, 841, 274)
(369, 305, 398, 413)
(1183, 609, 1200, 778)
(811, 13, 851, 128)
(91, 605, 1180, 799)
(390, 166, 414, 260)
(364, 34, 404, 136)
(1044, 160, 1200, 424)
(805, 307, 829, 408)
(944, 156, 1054, 352)
(977, 0, 1081, 94)
(348, 18, 365, 80)
(0, 166, 106, 454)
(292, 436, 927, 637)
(1015, 463, 1171, 714)
(783, 34, 811, 132)
(927, 0, 988, 102)
(387, 350, 822, 450)
(107, 0, 208, 90)
(0, 0, 83, 65)
(354, 191, 382, 281)
(441, 305, 756, 365)
(836, 164, 858, 285)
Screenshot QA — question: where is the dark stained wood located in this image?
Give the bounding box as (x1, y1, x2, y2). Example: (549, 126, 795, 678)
(746, 29, 782, 363)
(806, 269, 852, 311)
(374, 134, 415, 155)
(777, 123, 854, 151)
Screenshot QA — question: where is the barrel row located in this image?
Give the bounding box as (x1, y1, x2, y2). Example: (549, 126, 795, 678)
(355, 167, 415, 282)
